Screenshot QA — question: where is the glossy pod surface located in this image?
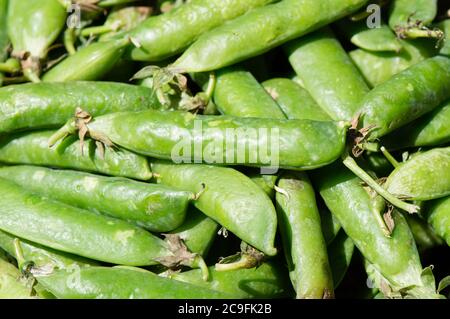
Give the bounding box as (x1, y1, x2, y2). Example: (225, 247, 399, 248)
(285, 28, 370, 121)
(0, 131, 152, 180)
(169, 262, 292, 298)
(87, 110, 348, 170)
(151, 161, 277, 256)
(327, 232, 354, 288)
(172, 0, 369, 72)
(0, 254, 34, 298)
(0, 81, 160, 134)
(360, 56, 450, 139)
(0, 165, 192, 232)
(36, 267, 231, 299)
(385, 147, 450, 201)
(262, 78, 330, 121)
(388, 0, 437, 30)
(127, 0, 276, 61)
(425, 196, 450, 246)
(0, 178, 170, 266)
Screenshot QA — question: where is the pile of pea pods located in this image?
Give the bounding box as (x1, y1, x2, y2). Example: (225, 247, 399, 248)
(0, 0, 449, 300)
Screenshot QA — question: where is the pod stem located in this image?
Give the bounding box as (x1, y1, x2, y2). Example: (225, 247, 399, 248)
(48, 119, 78, 147)
(395, 26, 444, 40)
(215, 242, 264, 272)
(380, 146, 400, 168)
(342, 155, 420, 214)
(64, 28, 77, 55)
(23, 67, 41, 83)
(81, 22, 122, 38)
(204, 72, 216, 103)
(0, 59, 21, 73)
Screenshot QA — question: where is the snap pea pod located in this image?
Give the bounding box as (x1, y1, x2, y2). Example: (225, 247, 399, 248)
(169, 207, 219, 257)
(262, 78, 330, 121)
(126, 0, 276, 62)
(405, 215, 443, 252)
(0, 178, 207, 272)
(425, 196, 450, 246)
(320, 204, 342, 245)
(337, 19, 402, 52)
(285, 27, 370, 121)
(385, 147, 450, 201)
(439, 20, 450, 56)
(359, 56, 450, 140)
(7, 0, 67, 81)
(350, 39, 436, 87)
(0, 230, 97, 270)
(0, 81, 160, 134)
(67, 109, 348, 170)
(42, 38, 130, 82)
(151, 161, 277, 256)
(275, 171, 334, 299)
(381, 100, 450, 150)
(171, 0, 369, 72)
(0, 255, 34, 299)
(0, 165, 192, 232)
(0, 131, 152, 180)
(212, 66, 285, 118)
(167, 262, 292, 299)
(36, 266, 230, 299)
(312, 163, 440, 298)
(327, 231, 355, 288)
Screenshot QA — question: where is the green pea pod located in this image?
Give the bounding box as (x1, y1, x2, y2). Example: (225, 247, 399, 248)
(72, 109, 348, 170)
(0, 0, 8, 87)
(320, 204, 342, 245)
(0, 230, 97, 270)
(350, 39, 436, 87)
(439, 20, 450, 56)
(169, 207, 219, 257)
(167, 262, 292, 299)
(127, 0, 276, 62)
(360, 56, 450, 140)
(327, 231, 354, 289)
(0, 256, 35, 298)
(172, 0, 369, 72)
(151, 161, 277, 256)
(0, 178, 208, 271)
(0, 81, 160, 134)
(42, 38, 130, 82)
(405, 215, 443, 252)
(337, 19, 402, 52)
(0, 165, 192, 232)
(275, 171, 334, 299)
(381, 100, 450, 150)
(0, 131, 152, 180)
(385, 147, 450, 201)
(285, 27, 370, 121)
(7, 0, 67, 81)
(36, 266, 231, 299)
(212, 66, 285, 118)
(312, 163, 440, 298)
(389, 0, 438, 36)
(425, 196, 450, 246)
(262, 78, 330, 121)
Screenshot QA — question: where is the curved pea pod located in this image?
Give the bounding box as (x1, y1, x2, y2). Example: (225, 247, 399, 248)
(0, 256, 35, 299)
(388, 0, 438, 36)
(327, 231, 354, 288)
(7, 0, 67, 81)
(285, 27, 370, 121)
(262, 78, 330, 121)
(169, 207, 219, 257)
(80, 109, 348, 170)
(0, 81, 160, 134)
(0, 165, 192, 232)
(36, 266, 231, 299)
(359, 56, 450, 139)
(337, 19, 402, 52)
(350, 39, 436, 87)
(42, 38, 130, 82)
(151, 161, 277, 256)
(0, 131, 152, 180)
(425, 196, 450, 246)
(405, 215, 443, 252)
(312, 163, 440, 298)
(126, 0, 276, 62)
(0, 178, 207, 271)
(212, 66, 285, 119)
(275, 171, 334, 299)
(385, 147, 450, 201)
(167, 261, 292, 299)
(438, 20, 450, 56)
(381, 100, 450, 150)
(0, 230, 97, 270)
(171, 0, 369, 72)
